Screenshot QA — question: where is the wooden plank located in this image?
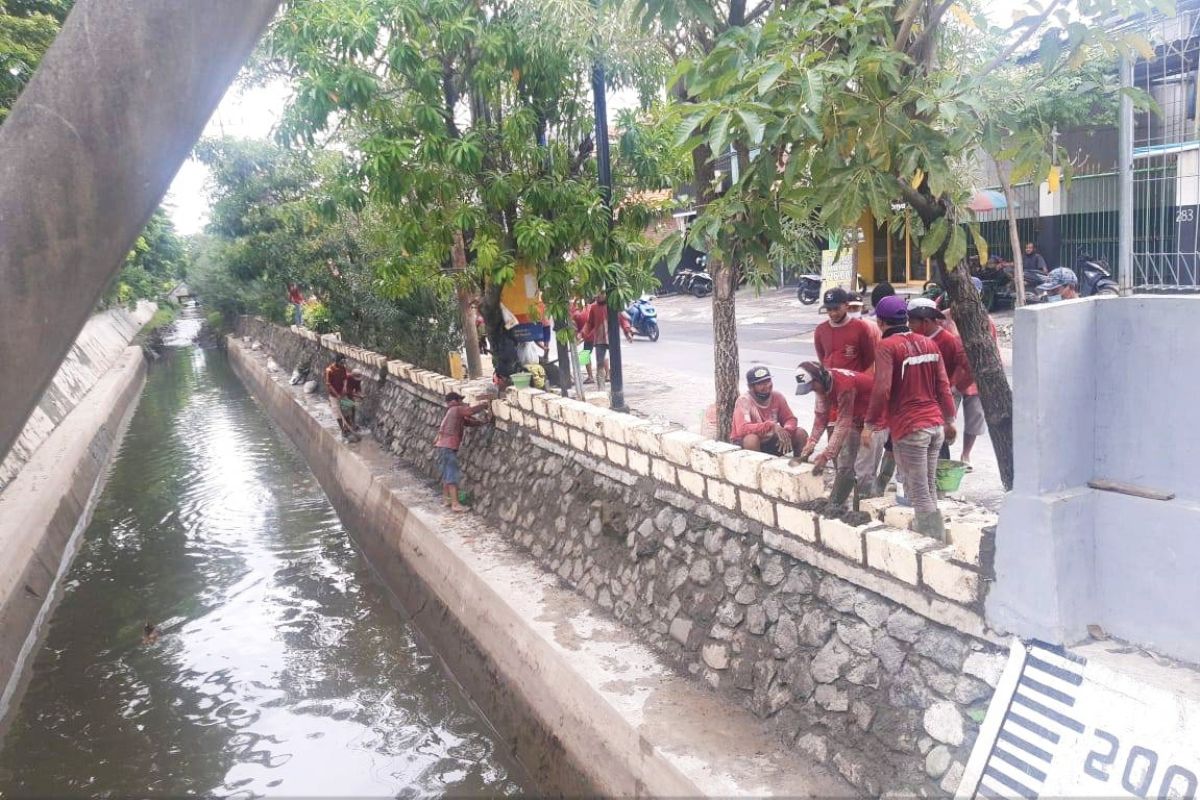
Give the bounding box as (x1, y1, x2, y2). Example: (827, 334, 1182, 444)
(1088, 478, 1175, 502)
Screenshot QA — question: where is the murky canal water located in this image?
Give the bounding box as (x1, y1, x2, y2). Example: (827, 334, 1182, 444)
(0, 325, 525, 797)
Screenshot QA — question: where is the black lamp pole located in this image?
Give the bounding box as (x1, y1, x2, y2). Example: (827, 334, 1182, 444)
(591, 1, 627, 412)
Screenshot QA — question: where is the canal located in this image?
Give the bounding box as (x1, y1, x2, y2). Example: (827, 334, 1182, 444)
(0, 319, 526, 797)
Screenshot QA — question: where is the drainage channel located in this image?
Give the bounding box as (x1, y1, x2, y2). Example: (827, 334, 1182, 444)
(0, 317, 527, 797)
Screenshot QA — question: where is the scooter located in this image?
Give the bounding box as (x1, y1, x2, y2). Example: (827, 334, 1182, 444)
(625, 296, 660, 341)
(797, 274, 822, 305)
(1076, 255, 1120, 297)
(688, 270, 713, 297)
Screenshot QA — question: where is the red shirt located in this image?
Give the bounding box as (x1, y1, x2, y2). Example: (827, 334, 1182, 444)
(811, 369, 874, 459)
(288, 286, 303, 304)
(572, 308, 591, 343)
(814, 318, 876, 372)
(434, 402, 488, 450)
(927, 327, 970, 394)
(324, 363, 348, 395)
(865, 329, 956, 442)
(731, 391, 798, 443)
(583, 303, 609, 345)
(941, 314, 997, 396)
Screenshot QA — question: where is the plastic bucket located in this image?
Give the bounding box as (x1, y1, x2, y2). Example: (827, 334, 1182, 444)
(936, 460, 968, 492)
(510, 372, 532, 389)
(578, 349, 592, 367)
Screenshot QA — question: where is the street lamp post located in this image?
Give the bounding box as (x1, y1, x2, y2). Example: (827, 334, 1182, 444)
(591, 2, 627, 412)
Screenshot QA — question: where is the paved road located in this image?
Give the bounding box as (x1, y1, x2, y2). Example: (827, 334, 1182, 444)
(615, 289, 1008, 511)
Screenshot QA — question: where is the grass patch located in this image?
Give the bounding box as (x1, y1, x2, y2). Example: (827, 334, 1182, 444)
(135, 305, 178, 343)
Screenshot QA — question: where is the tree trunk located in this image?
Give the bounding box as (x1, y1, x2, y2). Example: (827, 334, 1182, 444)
(452, 231, 482, 378)
(940, 261, 1014, 489)
(992, 156, 1025, 307)
(689, 141, 740, 441)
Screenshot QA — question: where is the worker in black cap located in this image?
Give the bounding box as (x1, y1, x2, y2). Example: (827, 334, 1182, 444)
(730, 366, 808, 456)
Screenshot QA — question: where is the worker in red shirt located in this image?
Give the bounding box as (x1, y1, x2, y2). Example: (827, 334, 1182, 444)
(580, 293, 610, 385)
(324, 354, 358, 442)
(814, 287, 876, 372)
(795, 362, 875, 508)
(434, 392, 490, 512)
(287, 283, 304, 327)
(862, 296, 957, 541)
(571, 301, 595, 385)
(731, 367, 808, 456)
(910, 297, 989, 465)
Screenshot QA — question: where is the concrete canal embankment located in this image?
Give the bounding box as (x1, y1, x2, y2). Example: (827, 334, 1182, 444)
(233, 318, 1011, 796)
(0, 304, 155, 707)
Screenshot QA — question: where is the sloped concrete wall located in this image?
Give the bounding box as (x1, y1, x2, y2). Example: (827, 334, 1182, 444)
(0, 302, 155, 491)
(237, 317, 1008, 795)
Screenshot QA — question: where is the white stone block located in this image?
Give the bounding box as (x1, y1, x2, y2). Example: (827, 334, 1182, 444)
(514, 387, 539, 411)
(777, 504, 818, 543)
(739, 491, 776, 527)
(922, 547, 982, 604)
(866, 527, 936, 585)
(820, 517, 865, 564)
(544, 396, 568, 422)
(601, 412, 635, 444)
(494, 419, 510, 432)
(707, 479, 738, 510)
(559, 398, 591, 428)
(628, 450, 651, 476)
(947, 513, 996, 567)
(588, 436, 607, 458)
(884, 505, 916, 530)
(607, 442, 628, 467)
(651, 458, 677, 484)
(530, 392, 554, 418)
(553, 423, 571, 444)
(578, 404, 615, 437)
(719, 450, 774, 490)
(490, 400, 512, 421)
(569, 428, 587, 451)
(678, 469, 706, 497)
(760, 459, 825, 503)
(690, 440, 738, 478)
(629, 424, 667, 457)
(661, 430, 707, 466)
(858, 495, 896, 521)
(538, 418, 554, 437)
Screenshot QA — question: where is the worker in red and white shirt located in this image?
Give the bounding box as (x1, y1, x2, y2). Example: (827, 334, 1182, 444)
(796, 362, 875, 508)
(863, 296, 957, 541)
(913, 296, 991, 466)
(731, 367, 809, 457)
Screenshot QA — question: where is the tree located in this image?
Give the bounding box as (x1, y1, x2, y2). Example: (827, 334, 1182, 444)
(259, 0, 665, 383)
(0, 0, 73, 123)
(632, 0, 779, 442)
(99, 208, 187, 308)
(667, 0, 1159, 488)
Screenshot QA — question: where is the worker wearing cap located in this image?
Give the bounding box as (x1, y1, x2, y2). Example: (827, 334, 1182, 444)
(731, 367, 808, 457)
(863, 296, 957, 541)
(814, 287, 876, 373)
(796, 362, 875, 507)
(909, 298, 971, 463)
(1039, 267, 1079, 300)
(933, 284, 995, 466)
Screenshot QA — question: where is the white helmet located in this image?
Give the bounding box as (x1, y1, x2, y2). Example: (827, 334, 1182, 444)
(794, 362, 828, 396)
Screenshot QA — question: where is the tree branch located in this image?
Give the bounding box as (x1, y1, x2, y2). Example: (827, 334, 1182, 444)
(907, 0, 956, 62)
(897, 181, 940, 225)
(892, 0, 923, 52)
(976, 0, 1063, 77)
(745, 0, 773, 24)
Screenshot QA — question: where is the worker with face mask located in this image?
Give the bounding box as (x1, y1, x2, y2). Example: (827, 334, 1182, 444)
(730, 366, 809, 456)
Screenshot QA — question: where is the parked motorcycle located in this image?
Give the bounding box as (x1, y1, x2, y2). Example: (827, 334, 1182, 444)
(1075, 254, 1120, 297)
(797, 274, 822, 305)
(625, 296, 660, 341)
(688, 270, 713, 297)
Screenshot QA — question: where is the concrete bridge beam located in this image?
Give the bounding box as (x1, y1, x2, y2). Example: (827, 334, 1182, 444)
(0, 0, 280, 463)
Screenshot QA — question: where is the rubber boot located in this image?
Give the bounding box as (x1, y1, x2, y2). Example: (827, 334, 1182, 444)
(855, 476, 877, 500)
(828, 471, 856, 510)
(874, 452, 896, 496)
(914, 511, 948, 543)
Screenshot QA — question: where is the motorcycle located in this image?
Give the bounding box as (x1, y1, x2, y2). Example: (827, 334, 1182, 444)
(1075, 254, 1120, 297)
(688, 269, 713, 297)
(625, 296, 660, 341)
(797, 274, 822, 305)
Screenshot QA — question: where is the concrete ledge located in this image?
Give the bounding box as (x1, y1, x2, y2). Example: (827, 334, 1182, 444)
(0, 347, 146, 710)
(228, 337, 852, 797)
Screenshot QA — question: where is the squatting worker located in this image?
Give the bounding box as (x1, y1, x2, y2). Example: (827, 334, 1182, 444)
(731, 367, 808, 457)
(863, 296, 957, 541)
(434, 392, 490, 513)
(796, 362, 875, 508)
(324, 354, 358, 442)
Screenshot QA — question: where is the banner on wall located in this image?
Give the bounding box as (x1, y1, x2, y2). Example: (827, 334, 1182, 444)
(957, 639, 1200, 800)
(820, 234, 857, 296)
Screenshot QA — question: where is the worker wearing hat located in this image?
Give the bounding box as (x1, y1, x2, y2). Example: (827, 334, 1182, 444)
(1038, 267, 1080, 300)
(862, 296, 957, 541)
(796, 362, 875, 508)
(731, 366, 808, 457)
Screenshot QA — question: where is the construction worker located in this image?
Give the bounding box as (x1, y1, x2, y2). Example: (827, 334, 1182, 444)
(731, 367, 809, 456)
(796, 362, 875, 508)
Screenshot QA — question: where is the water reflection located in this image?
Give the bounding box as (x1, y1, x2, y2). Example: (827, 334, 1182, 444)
(0, 323, 525, 797)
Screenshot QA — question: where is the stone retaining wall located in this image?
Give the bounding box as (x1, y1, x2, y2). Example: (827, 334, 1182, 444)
(237, 317, 1006, 795)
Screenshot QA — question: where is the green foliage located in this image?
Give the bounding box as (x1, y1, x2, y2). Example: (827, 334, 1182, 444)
(301, 300, 333, 333)
(0, 0, 73, 122)
(99, 208, 187, 309)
